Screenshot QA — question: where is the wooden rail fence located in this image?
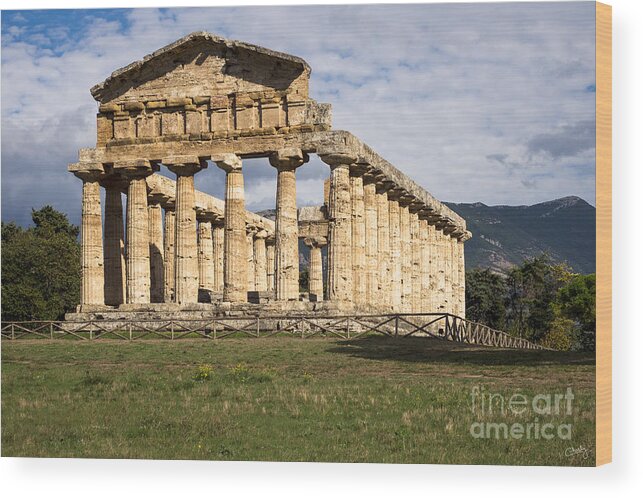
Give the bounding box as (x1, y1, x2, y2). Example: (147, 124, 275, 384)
(0, 313, 546, 350)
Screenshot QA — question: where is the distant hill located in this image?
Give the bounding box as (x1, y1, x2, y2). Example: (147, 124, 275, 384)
(256, 197, 596, 275)
(445, 196, 596, 274)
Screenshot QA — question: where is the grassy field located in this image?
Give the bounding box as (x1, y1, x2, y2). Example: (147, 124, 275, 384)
(1, 336, 595, 465)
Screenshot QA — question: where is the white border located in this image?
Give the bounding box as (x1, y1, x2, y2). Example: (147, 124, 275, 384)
(1, 0, 641, 496)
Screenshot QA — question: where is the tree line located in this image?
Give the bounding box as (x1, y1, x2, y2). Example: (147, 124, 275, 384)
(465, 256, 595, 351)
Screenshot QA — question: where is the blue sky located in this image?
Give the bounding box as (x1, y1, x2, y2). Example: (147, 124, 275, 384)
(1, 3, 596, 227)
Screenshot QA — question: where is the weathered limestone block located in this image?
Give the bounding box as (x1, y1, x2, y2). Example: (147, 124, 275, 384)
(261, 98, 281, 128)
(212, 221, 224, 292)
(304, 237, 326, 301)
(163, 202, 176, 302)
(96, 114, 113, 146)
(376, 185, 391, 311)
(102, 178, 126, 306)
(388, 194, 402, 310)
(115, 159, 155, 304)
(269, 148, 308, 301)
(235, 94, 257, 130)
(350, 168, 366, 308)
(213, 153, 247, 303)
(363, 176, 378, 308)
(450, 235, 459, 316)
(76, 169, 105, 306)
(148, 198, 165, 303)
(320, 153, 355, 302)
(441, 229, 453, 313)
(399, 200, 412, 313)
(428, 223, 442, 312)
(197, 213, 215, 293)
(254, 230, 268, 292)
(165, 156, 206, 304)
(162, 111, 185, 136)
(113, 112, 133, 140)
(410, 210, 422, 313)
(137, 113, 158, 138)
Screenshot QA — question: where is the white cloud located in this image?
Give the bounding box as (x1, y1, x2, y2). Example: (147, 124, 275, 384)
(1, 2, 596, 227)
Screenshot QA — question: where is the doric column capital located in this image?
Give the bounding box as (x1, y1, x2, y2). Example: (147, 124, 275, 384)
(386, 187, 406, 201)
(319, 152, 358, 170)
(113, 158, 156, 178)
(408, 200, 425, 214)
(148, 192, 169, 207)
(195, 207, 218, 223)
(212, 153, 242, 172)
(304, 236, 328, 248)
(163, 155, 206, 176)
(398, 193, 415, 207)
(269, 148, 309, 171)
(69, 162, 105, 182)
(349, 162, 369, 177)
(246, 224, 258, 236)
(254, 229, 269, 240)
(459, 230, 473, 242)
(99, 174, 127, 191)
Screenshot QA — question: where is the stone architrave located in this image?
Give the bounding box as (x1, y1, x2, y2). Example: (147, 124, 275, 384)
(165, 155, 206, 304)
(213, 153, 247, 303)
(148, 196, 165, 303)
(269, 148, 308, 301)
(163, 200, 176, 302)
(102, 177, 126, 306)
(114, 159, 155, 304)
(320, 153, 356, 302)
(73, 167, 105, 307)
(254, 229, 268, 292)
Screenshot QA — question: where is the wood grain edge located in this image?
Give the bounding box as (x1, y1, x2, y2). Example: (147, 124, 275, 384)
(595, 1, 612, 467)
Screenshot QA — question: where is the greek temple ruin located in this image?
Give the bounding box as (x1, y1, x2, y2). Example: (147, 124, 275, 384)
(67, 32, 471, 321)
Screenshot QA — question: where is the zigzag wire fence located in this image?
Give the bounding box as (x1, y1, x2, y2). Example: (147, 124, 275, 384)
(1, 313, 546, 350)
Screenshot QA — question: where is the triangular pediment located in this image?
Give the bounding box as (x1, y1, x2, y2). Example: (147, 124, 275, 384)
(91, 32, 311, 103)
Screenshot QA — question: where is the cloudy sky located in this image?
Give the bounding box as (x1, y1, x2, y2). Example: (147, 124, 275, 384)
(1, 2, 596, 227)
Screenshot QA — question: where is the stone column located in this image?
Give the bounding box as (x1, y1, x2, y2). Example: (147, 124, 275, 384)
(116, 159, 154, 304)
(409, 208, 422, 313)
(450, 235, 459, 316)
(266, 236, 276, 295)
(304, 237, 326, 301)
(388, 192, 402, 310)
(320, 153, 355, 303)
(419, 217, 431, 312)
(165, 156, 206, 305)
(399, 198, 412, 313)
(349, 166, 367, 308)
(213, 153, 247, 303)
(246, 227, 256, 292)
(429, 223, 445, 312)
(197, 210, 215, 294)
(376, 183, 391, 311)
(148, 196, 165, 303)
(254, 229, 268, 292)
(102, 178, 126, 306)
(363, 174, 378, 309)
(442, 228, 453, 313)
(212, 220, 224, 293)
(163, 200, 176, 303)
(269, 148, 308, 301)
(74, 169, 105, 306)
(458, 234, 469, 318)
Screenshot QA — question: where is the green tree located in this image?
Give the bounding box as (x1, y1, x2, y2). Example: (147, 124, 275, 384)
(556, 273, 596, 351)
(465, 269, 507, 330)
(1, 206, 81, 321)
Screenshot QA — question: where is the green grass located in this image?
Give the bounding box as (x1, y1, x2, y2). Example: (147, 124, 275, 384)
(1, 336, 595, 465)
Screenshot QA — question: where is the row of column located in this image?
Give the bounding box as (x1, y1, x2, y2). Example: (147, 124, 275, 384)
(76, 149, 467, 314)
(317, 153, 467, 316)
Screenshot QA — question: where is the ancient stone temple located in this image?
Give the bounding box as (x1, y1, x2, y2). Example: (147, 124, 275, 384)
(67, 32, 471, 321)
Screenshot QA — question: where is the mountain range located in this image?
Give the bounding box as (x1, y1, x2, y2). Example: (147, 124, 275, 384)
(256, 195, 596, 275)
